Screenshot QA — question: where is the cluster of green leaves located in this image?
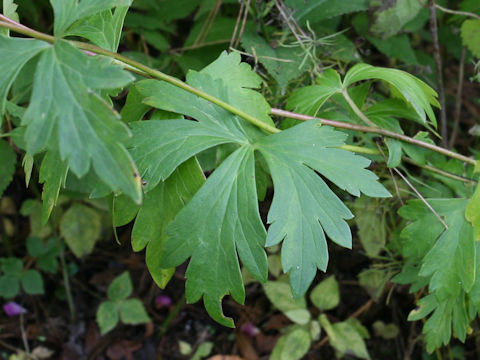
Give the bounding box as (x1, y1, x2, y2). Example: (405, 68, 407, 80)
(96, 271, 150, 334)
(265, 276, 371, 360)
(0, 257, 43, 298)
(1, 0, 480, 356)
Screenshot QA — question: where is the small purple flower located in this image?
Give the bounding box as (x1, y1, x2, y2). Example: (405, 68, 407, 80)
(240, 322, 260, 337)
(155, 295, 172, 309)
(3, 302, 27, 317)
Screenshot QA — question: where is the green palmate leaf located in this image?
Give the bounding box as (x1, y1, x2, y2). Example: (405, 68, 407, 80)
(461, 19, 480, 58)
(286, 69, 342, 116)
(39, 151, 68, 223)
(50, 0, 132, 37)
(400, 199, 475, 298)
(343, 63, 439, 126)
(132, 158, 205, 288)
(371, 0, 426, 38)
(257, 120, 390, 297)
(160, 146, 267, 327)
(285, 0, 368, 25)
(60, 203, 101, 258)
(64, 6, 131, 51)
(466, 184, 480, 240)
(408, 293, 470, 352)
(196, 51, 274, 128)
(22, 40, 141, 203)
(129, 52, 389, 326)
(399, 199, 476, 351)
(241, 30, 305, 93)
(0, 36, 49, 117)
(0, 140, 16, 197)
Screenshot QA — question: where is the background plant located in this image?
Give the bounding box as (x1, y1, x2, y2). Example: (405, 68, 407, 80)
(0, 0, 479, 359)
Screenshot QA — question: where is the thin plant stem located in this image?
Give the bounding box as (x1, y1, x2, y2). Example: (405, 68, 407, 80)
(0, 20, 477, 167)
(403, 157, 477, 184)
(449, 47, 466, 148)
(60, 249, 75, 322)
(270, 108, 476, 165)
(341, 89, 378, 127)
(0, 20, 280, 135)
(429, 0, 448, 148)
(435, 3, 480, 21)
(375, 143, 448, 230)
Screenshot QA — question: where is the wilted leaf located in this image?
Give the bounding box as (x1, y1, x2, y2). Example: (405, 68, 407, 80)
(60, 203, 101, 258)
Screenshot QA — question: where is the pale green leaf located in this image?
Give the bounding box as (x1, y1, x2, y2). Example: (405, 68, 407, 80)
(64, 6, 130, 51)
(119, 298, 151, 324)
(241, 30, 305, 93)
(319, 314, 370, 359)
(50, 0, 132, 37)
(0, 140, 16, 197)
(466, 183, 480, 240)
(353, 197, 387, 256)
(60, 203, 101, 258)
(96, 300, 119, 334)
(158, 147, 267, 327)
(1, 0, 19, 36)
(0, 36, 49, 116)
(343, 63, 439, 126)
(39, 151, 69, 223)
(22, 40, 141, 203)
(108, 271, 133, 301)
(257, 120, 390, 297)
(310, 276, 340, 311)
(270, 327, 311, 360)
(286, 69, 342, 116)
(133, 159, 204, 289)
(371, 0, 426, 38)
(461, 19, 480, 58)
(200, 52, 274, 128)
(264, 281, 310, 324)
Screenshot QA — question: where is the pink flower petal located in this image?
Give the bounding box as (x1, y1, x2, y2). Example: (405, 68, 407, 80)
(155, 295, 172, 309)
(240, 322, 260, 337)
(3, 302, 27, 317)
